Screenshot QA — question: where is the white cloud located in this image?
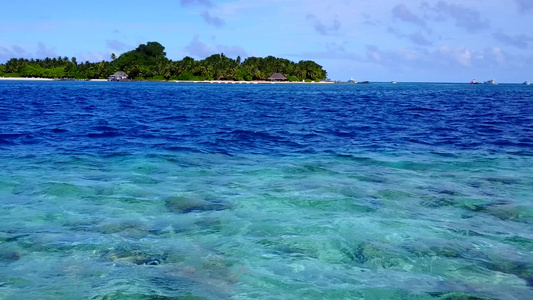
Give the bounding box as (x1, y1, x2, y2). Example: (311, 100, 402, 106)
(388, 27, 433, 46)
(36, 42, 56, 59)
(185, 35, 213, 58)
(77, 52, 108, 63)
(439, 46, 472, 66)
(363, 45, 477, 68)
(306, 14, 341, 36)
(366, 45, 382, 63)
(216, 44, 247, 58)
(0, 45, 31, 62)
(0, 46, 15, 62)
(106, 39, 129, 51)
(493, 32, 533, 49)
(201, 11, 225, 27)
(485, 47, 505, 65)
(392, 4, 426, 27)
(184, 35, 247, 58)
(425, 1, 490, 33)
(515, 0, 533, 13)
(180, 0, 212, 7)
(299, 42, 361, 60)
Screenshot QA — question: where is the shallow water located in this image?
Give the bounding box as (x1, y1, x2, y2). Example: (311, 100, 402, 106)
(0, 81, 532, 299)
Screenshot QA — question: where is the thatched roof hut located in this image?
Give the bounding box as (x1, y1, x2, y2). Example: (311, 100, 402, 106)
(108, 71, 128, 81)
(268, 73, 288, 81)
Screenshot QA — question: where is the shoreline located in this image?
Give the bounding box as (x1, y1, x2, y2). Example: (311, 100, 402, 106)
(0, 77, 334, 84)
(173, 80, 335, 84)
(0, 77, 109, 82)
(1, 77, 529, 85)
(0, 77, 54, 81)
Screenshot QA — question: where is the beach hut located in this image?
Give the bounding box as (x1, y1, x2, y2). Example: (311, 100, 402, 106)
(268, 73, 288, 81)
(108, 71, 128, 81)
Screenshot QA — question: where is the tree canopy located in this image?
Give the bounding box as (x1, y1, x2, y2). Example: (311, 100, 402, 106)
(0, 41, 327, 81)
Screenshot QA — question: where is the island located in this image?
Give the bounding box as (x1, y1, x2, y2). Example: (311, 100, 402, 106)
(0, 42, 327, 83)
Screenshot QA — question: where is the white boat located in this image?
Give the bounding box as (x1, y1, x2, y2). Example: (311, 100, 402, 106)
(391, 80, 397, 84)
(470, 79, 480, 85)
(484, 79, 497, 85)
(348, 78, 357, 84)
(523, 81, 530, 85)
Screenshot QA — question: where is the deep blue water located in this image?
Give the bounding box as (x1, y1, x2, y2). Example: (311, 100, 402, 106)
(1, 81, 532, 155)
(0, 81, 532, 300)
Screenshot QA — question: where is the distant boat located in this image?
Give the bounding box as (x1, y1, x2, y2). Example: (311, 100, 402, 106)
(391, 80, 397, 84)
(360, 81, 370, 84)
(470, 79, 480, 85)
(484, 79, 497, 85)
(348, 78, 357, 84)
(524, 81, 530, 85)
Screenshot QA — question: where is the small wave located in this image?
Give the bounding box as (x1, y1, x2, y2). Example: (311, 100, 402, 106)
(404, 138, 435, 146)
(432, 127, 455, 132)
(157, 115, 188, 121)
(87, 132, 124, 138)
(229, 129, 278, 141)
(519, 137, 533, 143)
(335, 154, 374, 163)
(133, 133, 159, 139)
(405, 107, 441, 112)
(430, 151, 459, 158)
(328, 129, 354, 137)
(91, 126, 121, 132)
(0, 133, 24, 139)
(163, 146, 200, 152)
(493, 140, 533, 148)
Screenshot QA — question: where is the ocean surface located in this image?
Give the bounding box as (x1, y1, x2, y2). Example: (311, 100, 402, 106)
(0, 81, 532, 300)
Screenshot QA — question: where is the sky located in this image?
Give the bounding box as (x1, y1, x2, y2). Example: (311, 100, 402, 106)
(1, 0, 532, 82)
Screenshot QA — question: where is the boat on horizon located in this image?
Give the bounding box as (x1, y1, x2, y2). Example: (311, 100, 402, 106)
(524, 81, 530, 85)
(348, 78, 357, 84)
(391, 80, 397, 84)
(484, 79, 497, 85)
(470, 79, 480, 85)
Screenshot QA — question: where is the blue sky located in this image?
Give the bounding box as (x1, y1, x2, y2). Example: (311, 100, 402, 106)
(1, 0, 532, 82)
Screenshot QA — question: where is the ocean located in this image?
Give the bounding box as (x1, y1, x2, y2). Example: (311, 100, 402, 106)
(0, 81, 532, 299)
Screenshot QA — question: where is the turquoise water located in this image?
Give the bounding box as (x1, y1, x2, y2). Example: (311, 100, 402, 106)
(0, 82, 532, 299)
(1, 151, 531, 299)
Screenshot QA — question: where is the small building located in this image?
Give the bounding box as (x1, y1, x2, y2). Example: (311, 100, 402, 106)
(268, 73, 288, 81)
(108, 71, 128, 81)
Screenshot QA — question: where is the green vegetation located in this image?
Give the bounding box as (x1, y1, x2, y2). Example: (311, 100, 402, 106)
(0, 41, 327, 81)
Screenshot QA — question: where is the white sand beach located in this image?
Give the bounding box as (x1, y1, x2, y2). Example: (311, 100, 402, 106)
(0, 77, 335, 84)
(0, 77, 54, 81)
